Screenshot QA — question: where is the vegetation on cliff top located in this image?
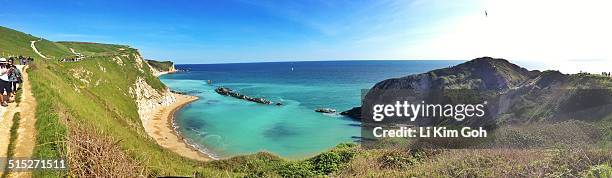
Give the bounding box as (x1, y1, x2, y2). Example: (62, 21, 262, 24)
(146, 59, 175, 72)
(57, 41, 130, 57)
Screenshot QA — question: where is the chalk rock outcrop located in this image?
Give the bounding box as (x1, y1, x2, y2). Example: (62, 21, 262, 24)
(130, 77, 176, 127)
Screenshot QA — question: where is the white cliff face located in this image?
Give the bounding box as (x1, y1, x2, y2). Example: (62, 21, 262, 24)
(168, 64, 176, 73)
(129, 77, 176, 127)
(152, 63, 177, 77)
(133, 53, 147, 73)
(113, 56, 124, 66)
(70, 67, 93, 85)
(128, 52, 179, 130)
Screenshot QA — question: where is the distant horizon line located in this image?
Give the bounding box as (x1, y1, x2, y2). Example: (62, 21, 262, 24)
(169, 58, 612, 75)
(173, 59, 468, 65)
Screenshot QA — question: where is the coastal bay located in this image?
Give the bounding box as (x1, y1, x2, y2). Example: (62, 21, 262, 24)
(161, 60, 462, 159)
(143, 93, 211, 161)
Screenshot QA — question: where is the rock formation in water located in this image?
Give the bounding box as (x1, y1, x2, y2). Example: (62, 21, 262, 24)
(315, 108, 336, 113)
(215, 87, 275, 105)
(340, 107, 361, 121)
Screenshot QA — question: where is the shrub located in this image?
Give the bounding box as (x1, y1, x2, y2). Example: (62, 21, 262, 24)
(334, 142, 357, 149)
(583, 164, 612, 178)
(334, 147, 358, 163)
(309, 152, 342, 175)
(494, 128, 545, 148)
(276, 162, 315, 178)
(378, 151, 416, 169)
(209, 152, 283, 175)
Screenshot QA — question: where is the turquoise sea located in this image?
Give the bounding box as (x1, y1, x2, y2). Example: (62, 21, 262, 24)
(160, 60, 462, 159)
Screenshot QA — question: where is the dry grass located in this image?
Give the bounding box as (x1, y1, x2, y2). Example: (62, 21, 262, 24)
(65, 124, 149, 177)
(492, 120, 604, 148)
(337, 148, 612, 177)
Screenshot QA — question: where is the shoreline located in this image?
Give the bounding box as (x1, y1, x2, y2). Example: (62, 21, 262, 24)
(144, 93, 213, 161)
(154, 71, 173, 77)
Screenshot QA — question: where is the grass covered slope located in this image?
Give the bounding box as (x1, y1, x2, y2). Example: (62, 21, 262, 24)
(0, 26, 69, 58)
(30, 49, 217, 176)
(0, 27, 225, 176)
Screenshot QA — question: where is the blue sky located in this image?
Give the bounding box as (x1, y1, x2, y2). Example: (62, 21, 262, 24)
(1, 0, 611, 69)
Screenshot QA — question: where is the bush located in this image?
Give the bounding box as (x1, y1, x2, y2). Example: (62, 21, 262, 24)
(309, 152, 342, 175)
(276, 162, 315, 178)
(378, 151, 416, 169)
(334, 147, 358, 163)
(209, 152, 283, 175)
(302, 143, 358, 175)
(334, 142, 357, 149)
(206, 143, 361, 177)
(583, 164, 612, 178)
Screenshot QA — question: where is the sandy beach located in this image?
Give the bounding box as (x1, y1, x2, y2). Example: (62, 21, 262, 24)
(144, 93, 211, 161)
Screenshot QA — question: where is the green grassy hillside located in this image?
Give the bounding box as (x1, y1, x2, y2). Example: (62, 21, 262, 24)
(0, 26, 228, 176)
(29, 56, 214, 176)
(0, 27, 69, 58)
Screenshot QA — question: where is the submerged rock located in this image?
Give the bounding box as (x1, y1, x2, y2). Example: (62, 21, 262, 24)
(170, 90, 187, 95)
(215, 87, 274, 105)
(315, 108, 336, 113)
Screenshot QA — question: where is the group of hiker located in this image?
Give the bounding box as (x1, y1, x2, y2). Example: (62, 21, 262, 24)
(60, 57, 82, 62)
(5, 55, 33, 65)
(0, 56, 24, 107)
(61, 52, 84, 62)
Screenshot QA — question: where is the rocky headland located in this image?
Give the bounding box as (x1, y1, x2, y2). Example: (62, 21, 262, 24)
(147, 59, 177, 76)
(342, 57, 612, 125)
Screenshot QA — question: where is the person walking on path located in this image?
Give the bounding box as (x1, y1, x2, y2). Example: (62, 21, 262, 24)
(7, 58, 22, 96)
(0, 58, 12, 106)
